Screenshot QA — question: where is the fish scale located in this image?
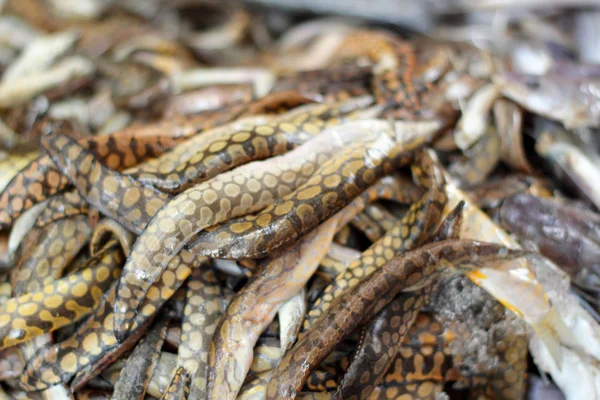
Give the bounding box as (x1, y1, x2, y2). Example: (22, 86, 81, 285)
(336, 202, 464, 400)
(206, 176, 412, 399)
(302, 150, 447, 331)
(0, 133, 183, 231)
(126, 97, 374, 193)
(112, 118, 410, 341)
(266, 240, 527, 399)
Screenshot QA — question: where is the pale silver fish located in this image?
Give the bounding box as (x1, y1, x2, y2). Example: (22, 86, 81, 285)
(0, 56, 95, 108)
(495, 71, 600, 128)
(2, 30, 79, 81)
(47, 0, 112, 20)
(536, 131, 600, 210)
(170, 67, 275, 98)
(454, 83, 501, 149)
(278, 288, 306, 355)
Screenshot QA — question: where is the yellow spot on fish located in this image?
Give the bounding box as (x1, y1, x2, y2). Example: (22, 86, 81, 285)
(43, 295, 64, 309)
(82, 333, 99, 354)
(274, 201, 294, 216)
(96, 266, 110, 282)
(18, 303, 38, 316)
(208, 141, 227, 153)
(232, 132, 251, 142)
(41, 369, 60, 383)
(65, 300, 90, 318)
(230, 222, 253, 233)
(279, 123, 297, 134)
(60, 354, 77, 373)
(297, 186, 321, 200)
(71, 282, 88, 297)
(5, 301, 16, 313)
(256, 125, 275, 136)
(102, 177, 119, 195)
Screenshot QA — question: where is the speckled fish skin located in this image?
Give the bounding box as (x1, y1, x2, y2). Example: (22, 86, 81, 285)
(336, 290, 428, 400)
(188, 123, 435, 260)
(114, 120, 396, 339)
(351, 203, 401, 242)
(307, 356, 354, 393)
(448, 126, 501, 188)
(0, 242, 122, 350)
(0, 155, 68, 231)
(148, 353, 178, 398)
(34, 190, 89, 228)
(382, 310, 526, 400)
(11, 214, 91, 295)
(0, 133, 183, 231)
(372, 49, 423, 120)
(161, 367, 190, 400)
(127, 97, 375, 193)
(298, 310, 472, 400)
(334, 31, 423, 119)
(266, 240, 526, 400)
(315, 244, 361, 284)
(122, 117, 267, 192)
(305, 350, 350, 392)
(372, 381, 444, 399)
(0, 150, 40, 193)
(271, 64, 371, 98)
(40, 132, 170, 234)
(182, 267, 225, 400)
(303, 149, 447, 331)
(240, 91, 320, 117)
(16, 283, 143, 391)
(335, 202, 464, 400)
(15, 253, 203, 391)
(272, 65, 373, 103)
(383, 313, 462, 387)
(296, 382, 446, 399)
(206, 178, 402, 400)
(112, 315, 170, 400)
(475, 327, 528, 400)
(126, 252, 207, 338)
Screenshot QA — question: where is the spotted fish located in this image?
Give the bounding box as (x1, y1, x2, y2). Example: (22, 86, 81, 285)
(207, 177, 410, 399)
(0, 133, 183, 231)
(336, 202, 464, 399)
(266, 240, 526, 399)
(114, 119, 432, 340)
(188, 122, 439, 260)
(303, 149, 447, 330)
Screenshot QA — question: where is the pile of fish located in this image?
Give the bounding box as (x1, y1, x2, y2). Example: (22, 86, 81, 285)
(0, 1, 599, 399)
